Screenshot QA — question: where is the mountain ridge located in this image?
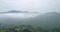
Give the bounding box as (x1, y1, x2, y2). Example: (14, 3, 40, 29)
(24, 12, 60, 29)
(0, 10, 29, 14)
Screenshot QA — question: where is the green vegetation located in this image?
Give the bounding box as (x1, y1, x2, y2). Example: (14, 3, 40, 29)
(0, 24, 60, 32)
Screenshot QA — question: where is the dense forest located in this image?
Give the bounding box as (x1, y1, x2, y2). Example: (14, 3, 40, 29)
(0, 24, 60, 32)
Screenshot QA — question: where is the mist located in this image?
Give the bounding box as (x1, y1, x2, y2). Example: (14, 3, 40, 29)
(0, 0, 60, 32)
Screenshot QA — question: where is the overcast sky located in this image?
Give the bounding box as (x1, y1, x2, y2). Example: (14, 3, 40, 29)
(0, 0, 60, 12)
(0, 0, 60, 18)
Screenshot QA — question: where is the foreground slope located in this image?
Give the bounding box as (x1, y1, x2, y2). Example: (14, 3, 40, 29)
(24, 12, 60, 29)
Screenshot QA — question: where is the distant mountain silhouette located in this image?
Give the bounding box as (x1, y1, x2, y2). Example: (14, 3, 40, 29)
(0, 10, 29, 14)
(7, 10, 22, 13)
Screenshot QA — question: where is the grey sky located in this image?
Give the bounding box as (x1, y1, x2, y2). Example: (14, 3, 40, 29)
(0, 0, 60, 18)
(0, 0, 60, 12)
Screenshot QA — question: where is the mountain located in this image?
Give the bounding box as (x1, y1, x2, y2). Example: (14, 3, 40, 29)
(0, 10, 37, 24)
(0, 10, 29, 14)
(0, 11, 60, 29)
(24, 12, 60, 29)
(7, 10, 22, 13)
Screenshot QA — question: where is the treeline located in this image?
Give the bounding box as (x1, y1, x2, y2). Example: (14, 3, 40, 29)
(0, 24, 60, 32)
